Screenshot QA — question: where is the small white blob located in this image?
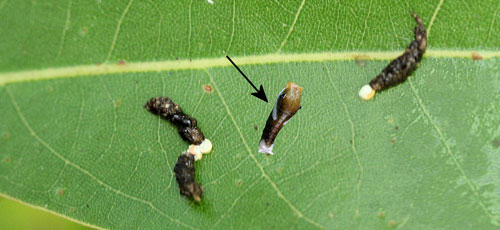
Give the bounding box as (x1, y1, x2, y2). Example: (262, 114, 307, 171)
(359, 84, 376, 100)
(199, 138, 213, 154)
(207, 0, 214, 4)
(188, 145, 201, 157)
(193, 151, 203, 161)
(258, 140, 274, 155)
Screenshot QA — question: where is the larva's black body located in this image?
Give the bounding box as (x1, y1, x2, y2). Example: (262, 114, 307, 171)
(360, 13, 427, 100)
(174, 152, 203, 202)
(145, 97, 205, 145)
(259, 82, 303, 155)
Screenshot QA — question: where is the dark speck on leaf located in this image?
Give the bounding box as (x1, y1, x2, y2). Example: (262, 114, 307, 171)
(492, 138, 500, 148)
(57, 188, 66, 196)
(5, 157, 11, 163)
(86, 204, 89, 208)
(472, 52, 483, 60)
(354, 55, 369, 67)
(81, 27, 88, 34)
(394, 126, 399, 131)
(203, 84, 213, 92)
(254, 125, 258, 131)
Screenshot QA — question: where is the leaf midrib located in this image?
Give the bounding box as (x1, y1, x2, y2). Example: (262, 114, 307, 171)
(1, 50, 498, 86)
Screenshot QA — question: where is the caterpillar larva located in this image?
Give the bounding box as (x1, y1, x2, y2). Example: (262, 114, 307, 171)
(359, 13, 427, 100)
(259, 82, 303, 155)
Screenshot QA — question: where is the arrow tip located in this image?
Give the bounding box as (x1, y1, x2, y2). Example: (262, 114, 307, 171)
(251, 85, 268, 103)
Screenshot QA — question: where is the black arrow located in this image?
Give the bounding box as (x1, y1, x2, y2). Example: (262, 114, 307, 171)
(226, 56, 268, 103)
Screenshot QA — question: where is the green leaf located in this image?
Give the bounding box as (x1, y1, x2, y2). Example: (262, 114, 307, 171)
(1, 0, 500, 229)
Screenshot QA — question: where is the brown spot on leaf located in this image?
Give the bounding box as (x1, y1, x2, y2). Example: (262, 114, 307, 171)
(80, 27, 88, 36)
(5, 157, 11, 163)
(3, 132, 10, 139)
(391, 137, 396, 144)
(354, 55, 370, 67)
(117, 60, 126, 65)
(394, 126, 399, 131)
(254, 125, 258, 131)
(492, 138, 500, 148)
(203, 84, 213, 93)
(236, 180, 243, 187)
(388, 220, 397, 228)
(378, 211, 385, 219)
(472, 52, 483, 60)
(115, 100, 122, 107)
(57, 188, 66, 196)
(70, 207, 75, 212)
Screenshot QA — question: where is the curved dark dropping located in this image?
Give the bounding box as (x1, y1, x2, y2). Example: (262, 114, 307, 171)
(174, 152, 203, 202)
(144, 97, 205, 145)
(360, 13, 427, 100)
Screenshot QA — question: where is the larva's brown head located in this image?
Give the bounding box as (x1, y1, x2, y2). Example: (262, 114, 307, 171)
(280, 82, 302, 113)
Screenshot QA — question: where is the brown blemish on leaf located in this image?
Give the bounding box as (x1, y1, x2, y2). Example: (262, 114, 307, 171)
(115, 100, 122, 107)
(378, 211, 385, 219)
(117, 60, 126, 65)
(236, 180, 243, 187)
(5, 157, 11, 163)
(57, 188, 66, 196)
(391, 137, 396, 144)
(80, 27, 88, 36)
(492, 137, 500, 148)
(388, 220, 397, 228)
(70, 207, 75, 212)
(354, 55, 370, 67)
(3, 132, 10, 139)
(203, 84, 213, 93)
(254, 125, 258, 130)
(394, 125, 399, 131)
(472, 52, 483, 60)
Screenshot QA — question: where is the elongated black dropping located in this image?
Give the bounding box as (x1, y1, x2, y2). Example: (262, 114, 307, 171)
(145, 97, 205, 145)
(174, 152, 203, 202)
(359, 13, 427, 100)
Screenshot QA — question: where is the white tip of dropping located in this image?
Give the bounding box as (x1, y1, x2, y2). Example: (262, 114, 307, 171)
(188, 145, 203, 161)
(193, 151, 202, 161)
(258, 140, 274, 155)
(199, 139, 212, 154)
(188, 139, 212, 161)
(359, 84, 376, 100)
